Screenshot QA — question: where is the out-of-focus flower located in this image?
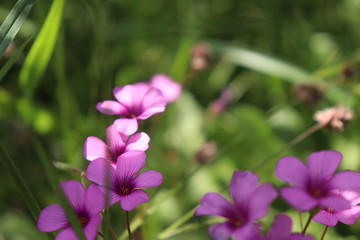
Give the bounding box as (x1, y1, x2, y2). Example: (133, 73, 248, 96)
(252, 214, 315, 240)
(276, 150, 360, 212)
(86, 150, 163, 211)
(340, 62, 356, 79)
(314, 105, 355, 132)
(83, 124, 150, 165)
(209, 86, 233, 115)
(96, 82, 167, 134)
(313, 190, 360, 226)
(293, 83, 323, 106)
(37, 180, 104, 240)
(195, 170, 277, 240)
(195, 141, 217, 164)
(150, 74, 182, 103)
(191, 42, 212, 71)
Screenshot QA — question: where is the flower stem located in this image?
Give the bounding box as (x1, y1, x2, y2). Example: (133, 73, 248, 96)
(251, 123, 323, 171)
(97, 231, 105, 239)
(126, 211, 132, 240)
(298, 211, 303, 231)
(302, 213, 313, 235)
(320, 225, 329, 240)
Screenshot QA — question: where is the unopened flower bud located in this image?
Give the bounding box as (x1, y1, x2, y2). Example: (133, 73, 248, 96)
(195, 141, 217, 164)
(209, 86, 233, 115)
(191, 42, 212, 71)
(293, 83, 324, 106)
(314, 105, 355, 132)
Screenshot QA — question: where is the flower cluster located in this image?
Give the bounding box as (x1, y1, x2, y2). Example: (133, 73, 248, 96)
(196, 150, 360, 240)
(37, 74, 181, 239)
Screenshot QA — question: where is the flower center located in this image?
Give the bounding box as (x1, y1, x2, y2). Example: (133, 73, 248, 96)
(312, 189, 322, 198)
(119, 186, 133, 196)
(79, 217, 89, 227)
(326, 207, 334, 213)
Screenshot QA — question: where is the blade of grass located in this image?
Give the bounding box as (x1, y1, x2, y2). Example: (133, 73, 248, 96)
(19, 0, 65, 96)
(0, 0, 34, 57)
(34, 138, 87, 240)
(0, 37, 31, 82)
(209, 42, 311, 83)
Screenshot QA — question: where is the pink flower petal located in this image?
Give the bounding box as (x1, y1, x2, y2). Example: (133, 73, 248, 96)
(60, 180, 85, 211)
(55, 227, 77, 240)
(195, 193, 235, 219)
(83, 136, 111, 161)
(96, 100, 127, 115)
(232, 223, 262, 240)
(229, 171, 259, 206)
(307, 150, 342, 181)
(319, 195, 351, 211)
(337, 206, 360, 225)
(120, 189, 149, 211)
(247, 183, 277, 221)
(137, 87, 166, 119)
(105, 124, 126, 158)
(114, 118, 138, 135)
(268, 214, 292, 240)
(86, 158, 116, 187)
(150, 74, 182, 103)
(329, 170, 360, 190)
(84, 184, 105, 216)
(313, 210, 339, 226)
(116, 151, 146, 178)
(37, 204, 67, 232)
(134, 170, 163, 188)
(126, 132, 150, 152)
(83, 215, 102, 240)
(209, 222, 233, 240)
(280, 187, 317, 211)
(113, 85, 148, 111)
(275, 156, 308, 188)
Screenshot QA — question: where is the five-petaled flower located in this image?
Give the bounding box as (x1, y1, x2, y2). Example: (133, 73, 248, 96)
(83, 124, 150, 165)
(195, 170, 277, 240)
(276, 150, 360, 212)
(37, 180, 104, 240)
(313, 189, 360, 226)
(86, 150, 163, 211)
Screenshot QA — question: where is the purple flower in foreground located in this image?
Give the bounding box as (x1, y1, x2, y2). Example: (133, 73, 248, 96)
(313, 190, 360, 226)
(150, 74, 182, 103)
(253, 214, 315, 240)
(37, 180, 104, 240)
(276, 150, 360, 212)
(96, 82, 167, 135)
(83, 124, 150, 165)
(86, 150, 163, 211)
(195, 170, 277, 240)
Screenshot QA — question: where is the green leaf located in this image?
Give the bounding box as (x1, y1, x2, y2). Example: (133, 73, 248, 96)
(19, 0, 65, 95)
(0, 0, 34, 57)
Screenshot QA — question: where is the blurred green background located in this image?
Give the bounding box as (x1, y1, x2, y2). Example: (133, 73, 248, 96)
(1, 0, 360, 239)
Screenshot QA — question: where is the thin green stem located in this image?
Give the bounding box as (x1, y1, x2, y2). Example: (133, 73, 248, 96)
(320, 225, 329, 240)
(302, 213, 313, 235)
(101, 211, 118, 240)
(298, 211, 303, 231)
(126, 211, 132, 240)
(97, 231, 105, 239)
(251, 123, 323, 171)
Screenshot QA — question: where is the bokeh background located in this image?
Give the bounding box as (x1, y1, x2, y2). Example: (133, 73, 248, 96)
(1, 0, 360, 239)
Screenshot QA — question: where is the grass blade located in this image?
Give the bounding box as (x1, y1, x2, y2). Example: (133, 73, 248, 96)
(19, 0, 65, 95)
(0, 0, 34, 57)
(210, 42, 311, 83)
(0, 37, 31, 82)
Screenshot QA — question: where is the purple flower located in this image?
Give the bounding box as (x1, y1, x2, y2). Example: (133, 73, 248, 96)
(149, 74, 182, 103)
(83, 124, 150, 165)
(276, 150, 360, 212)
(195, 170, 277, 240)
(37, 180, 104, 240)
(96, 82, 167, 135)
(253, 214, 315, 240)
(86, 150, 163, 211)
(313, 190, 360, 226)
